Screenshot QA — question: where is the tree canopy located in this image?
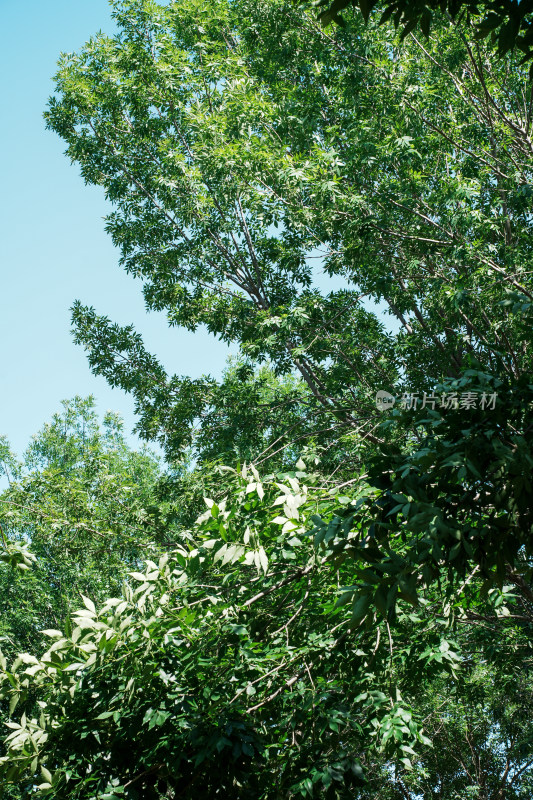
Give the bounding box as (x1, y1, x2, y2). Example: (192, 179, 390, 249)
(43, 0, 533, 595)
(308, 0, 533, 70)
(1, 0, 532, 796)
(44, 0, 533, 461)
(2, 459, 532, 798)
(0, 398, 161, 661)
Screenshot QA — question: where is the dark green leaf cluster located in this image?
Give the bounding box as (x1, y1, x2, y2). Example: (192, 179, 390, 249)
(311, 0, 533, 72)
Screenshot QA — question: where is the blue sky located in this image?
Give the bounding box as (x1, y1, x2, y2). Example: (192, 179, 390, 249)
(0, 0, 234, 460)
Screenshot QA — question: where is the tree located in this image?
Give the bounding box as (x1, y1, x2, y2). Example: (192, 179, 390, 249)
(44, 0, 533, 587)
(44, 0, 532, 461)
(1, 0, 531, 796)
(0, 397, 162, 661)
(2, 461, 532, 797)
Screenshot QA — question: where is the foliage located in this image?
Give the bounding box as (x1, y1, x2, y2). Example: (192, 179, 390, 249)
(42, 0, 533, 629)
(1, 0, 532, 796)
(1, 461, 532, 797)
(0, 397, 162, 660)
(316, 367, 533, 622)
(307, 0, 533, 72)
(43, 0, 533, 471)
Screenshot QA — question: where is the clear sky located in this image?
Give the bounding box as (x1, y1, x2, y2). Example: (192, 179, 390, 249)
(0, 0, 234, 460)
